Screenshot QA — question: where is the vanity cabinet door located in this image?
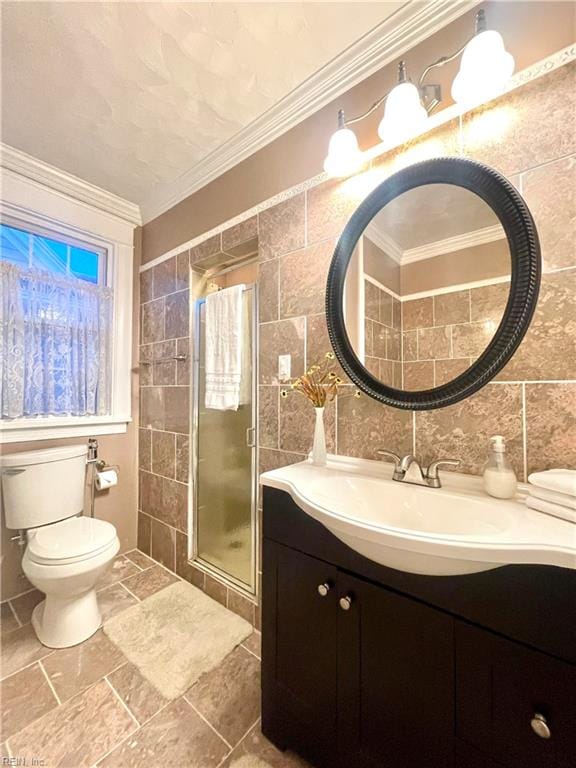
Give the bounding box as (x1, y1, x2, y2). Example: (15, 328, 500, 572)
(456, 621, 576, 768)
(337, 572, 455, 768)
(261, 540, 339, 767)
(454, 739, 506, 767)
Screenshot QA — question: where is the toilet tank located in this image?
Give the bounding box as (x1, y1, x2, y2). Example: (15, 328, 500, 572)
(1, 444, 88, 530)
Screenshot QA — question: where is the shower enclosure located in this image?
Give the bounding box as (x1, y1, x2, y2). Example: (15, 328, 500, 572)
(191, 285, 257, 593)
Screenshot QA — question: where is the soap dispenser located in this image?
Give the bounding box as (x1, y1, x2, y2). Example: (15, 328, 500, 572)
(483, 435, 517, 499)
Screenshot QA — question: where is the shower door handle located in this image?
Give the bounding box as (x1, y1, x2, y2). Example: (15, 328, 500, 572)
(245, 427, 256, 448)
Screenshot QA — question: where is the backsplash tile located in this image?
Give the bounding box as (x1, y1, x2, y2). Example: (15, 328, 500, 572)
(462, 62, 576, 178)
(497, 270, 576, 381)
(415, 384, 524, 477)
(306, 175, 368, 245)
(279, 391, 336, 455)
(522, 155, 575, 272)
(525, 383, 576, 474)
(305, 313, 346, 379)
(336, 387, 412, 460)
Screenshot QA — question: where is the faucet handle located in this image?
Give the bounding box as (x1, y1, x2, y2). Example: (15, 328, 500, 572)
(376, 449, 401, 468)
(426, 458, 460, 481)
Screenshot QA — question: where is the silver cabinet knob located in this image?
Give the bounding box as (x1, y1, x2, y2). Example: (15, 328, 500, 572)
(317, 583, 331, 597)
(339, 595, 353, 611)
(530, 713, 551, 740)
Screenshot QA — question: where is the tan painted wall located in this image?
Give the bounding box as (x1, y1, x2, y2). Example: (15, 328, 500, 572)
(363, 237, 400, 294)
(0, 231, 141, 601)
(401, 238, 510, 295)
(141, 0, 574, 263)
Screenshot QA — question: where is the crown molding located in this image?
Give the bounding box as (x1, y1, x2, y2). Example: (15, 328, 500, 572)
(0, 144, 141, 226)
(140, 0, 479, 223)
(141, 42, 575, 272)
(401, 224, 505, 264)
(364, 222, 403, 263)
(364, 221, 505, 265)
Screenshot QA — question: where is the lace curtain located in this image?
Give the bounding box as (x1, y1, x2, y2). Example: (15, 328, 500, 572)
(0, 262, 113, 418)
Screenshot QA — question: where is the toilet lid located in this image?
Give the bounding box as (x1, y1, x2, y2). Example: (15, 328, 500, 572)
(27, 516, 117, 564)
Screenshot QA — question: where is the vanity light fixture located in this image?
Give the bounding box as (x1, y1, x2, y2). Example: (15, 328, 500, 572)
(323, 10, 515, 178)
(377, 61, 428, 144)
(323, 109, 364, 177)
(451, 11, 515, 106)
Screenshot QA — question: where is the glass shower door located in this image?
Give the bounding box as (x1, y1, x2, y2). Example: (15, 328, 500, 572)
(193, 286, 256, 591)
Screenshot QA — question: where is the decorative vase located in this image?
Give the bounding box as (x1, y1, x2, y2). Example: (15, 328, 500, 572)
(311, 406, 327, 466)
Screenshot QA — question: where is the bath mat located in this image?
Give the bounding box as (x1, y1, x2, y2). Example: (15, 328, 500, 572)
(103, 580, 252, 700)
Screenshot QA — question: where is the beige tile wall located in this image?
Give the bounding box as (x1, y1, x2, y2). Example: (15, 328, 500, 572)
(138, 222, 260, 626)
(138, 62, 576, 621)
(256, 62, 575, 483)
(401, 280, 508, 390)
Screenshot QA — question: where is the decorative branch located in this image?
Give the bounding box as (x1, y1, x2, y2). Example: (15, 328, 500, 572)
(281, 352, 361, 407)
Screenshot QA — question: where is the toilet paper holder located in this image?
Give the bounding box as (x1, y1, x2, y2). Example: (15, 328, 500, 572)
(92, 459, 120, 475)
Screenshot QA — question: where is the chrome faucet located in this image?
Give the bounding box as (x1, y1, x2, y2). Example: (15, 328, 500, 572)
(377, 451, 460, 489)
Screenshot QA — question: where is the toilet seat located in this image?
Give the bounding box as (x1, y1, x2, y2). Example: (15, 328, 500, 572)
(27, 516, 117, 566)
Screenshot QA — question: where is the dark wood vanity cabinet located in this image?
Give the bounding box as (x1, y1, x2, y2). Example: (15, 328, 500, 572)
(336, 571, 454, 768)
(263, 541, 454, 767)
(262, 487, 576, 768)
(456, 623, 576, 768)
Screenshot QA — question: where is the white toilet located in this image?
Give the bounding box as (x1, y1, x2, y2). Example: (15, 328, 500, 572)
(1, 444, 120, 648)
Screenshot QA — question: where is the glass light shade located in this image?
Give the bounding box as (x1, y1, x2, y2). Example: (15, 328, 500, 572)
(323, 127, 363, 178)
(451, 30, 515, 107)
(377, 82, 428, 144)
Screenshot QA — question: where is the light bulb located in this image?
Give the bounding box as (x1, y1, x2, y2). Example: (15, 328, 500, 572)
(377, 81, 428, 145)
(452, 30, 515, 107)
(323, 123, 363, 178)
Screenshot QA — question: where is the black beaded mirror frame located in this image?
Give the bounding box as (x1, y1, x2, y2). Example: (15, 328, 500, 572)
(326, 157, 541, 410)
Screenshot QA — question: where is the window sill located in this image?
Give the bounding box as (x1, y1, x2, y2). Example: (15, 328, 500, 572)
(0, 415, 131, 444)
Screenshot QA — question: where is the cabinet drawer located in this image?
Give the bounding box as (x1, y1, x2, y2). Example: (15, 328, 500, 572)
(456, 622, 576, 768)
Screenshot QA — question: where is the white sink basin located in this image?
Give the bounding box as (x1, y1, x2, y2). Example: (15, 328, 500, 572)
(261, 455, 576, 576)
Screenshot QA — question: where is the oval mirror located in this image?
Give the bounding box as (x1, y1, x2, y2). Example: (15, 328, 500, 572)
(326, 158, 541, 410)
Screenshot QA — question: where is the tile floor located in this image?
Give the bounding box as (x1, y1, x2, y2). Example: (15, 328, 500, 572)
(0, 550, 310, 768)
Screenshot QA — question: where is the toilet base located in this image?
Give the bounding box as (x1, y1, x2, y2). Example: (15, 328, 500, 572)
(32, 590, 102, 648)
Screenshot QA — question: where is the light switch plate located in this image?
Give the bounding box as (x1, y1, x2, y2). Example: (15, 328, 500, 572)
(278, 354, 291, 381)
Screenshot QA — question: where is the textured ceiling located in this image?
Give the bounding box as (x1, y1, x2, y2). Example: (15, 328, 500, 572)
(373, 185, 503, 250)
(1, 2, 401, 205)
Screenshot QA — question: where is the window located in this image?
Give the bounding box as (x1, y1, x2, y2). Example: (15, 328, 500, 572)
(1, 223, 105, 284)
(0, 222, 113, 420)
(1, 156, 135, 442)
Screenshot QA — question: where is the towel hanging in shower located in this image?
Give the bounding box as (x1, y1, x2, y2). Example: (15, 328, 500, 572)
(205, 284, 245, 410)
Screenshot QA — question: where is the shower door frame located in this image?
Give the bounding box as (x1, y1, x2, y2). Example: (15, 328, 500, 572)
(189, 284, 258, 597)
